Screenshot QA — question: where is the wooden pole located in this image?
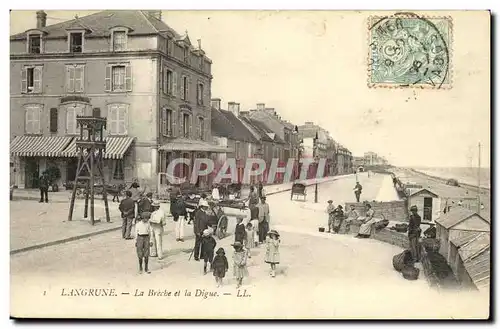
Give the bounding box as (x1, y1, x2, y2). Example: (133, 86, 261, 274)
(98, 150, 111, 222)
(83, 180, 89, 218)
(90, 149, 95, 225)
(477, 142, 481, 214)
(68, 154, 82, 221)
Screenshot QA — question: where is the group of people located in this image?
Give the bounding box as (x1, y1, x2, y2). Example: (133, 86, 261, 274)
(325, 201, 377, 238)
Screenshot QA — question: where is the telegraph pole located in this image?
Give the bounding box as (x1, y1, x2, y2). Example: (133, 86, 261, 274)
(477, 142, 481, 214)
(314, 131, 319, 203)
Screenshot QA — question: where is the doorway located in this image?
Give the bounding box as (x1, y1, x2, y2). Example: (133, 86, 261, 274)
(66, 158, 78, 186)
(24, 158, 39, 188)
(423, 197, 433, 221)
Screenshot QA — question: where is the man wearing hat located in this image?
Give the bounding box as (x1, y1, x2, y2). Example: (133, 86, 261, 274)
(326, 200, 335, 233)
(149, 201, 166, 259)
(193, 199, 210, 261)
(256, 196, 270, 243)
(408, 205, 422, 263)
(138, 192, 154, 218)
(332, 205, 345, 234)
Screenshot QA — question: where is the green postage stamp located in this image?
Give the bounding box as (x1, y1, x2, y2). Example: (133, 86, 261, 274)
(368, 13, 453, 89)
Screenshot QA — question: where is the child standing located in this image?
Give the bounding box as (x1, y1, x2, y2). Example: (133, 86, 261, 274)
(200, 228, 217, 275)
(234, 216, 246, 244)
(232, 241, 249, 288)
(212, 247, 229, 287)
(135, 212, 152, 274)
(265, 230, 280, 277)
(245, 223, 255, 258)
(326, 200, 335, 233)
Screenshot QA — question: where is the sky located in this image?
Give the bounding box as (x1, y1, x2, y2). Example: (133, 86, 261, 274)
(9, 10, 491, 168)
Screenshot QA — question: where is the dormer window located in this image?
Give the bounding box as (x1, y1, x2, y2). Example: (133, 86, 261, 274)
(112, 31, 127, 51)
(166, 38, 173, 56)
(28, 34, 41, 54)
(183, 47, 189, 63)
(70, 32, 83, 53)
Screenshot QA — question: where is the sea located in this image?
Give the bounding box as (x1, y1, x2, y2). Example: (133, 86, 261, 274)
(411, 167, 491, 189)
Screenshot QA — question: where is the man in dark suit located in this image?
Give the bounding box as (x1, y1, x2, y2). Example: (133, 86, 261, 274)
(39, 172, 49, 203)
(119, 191, 135, 239)
(193, 199, 210, 261)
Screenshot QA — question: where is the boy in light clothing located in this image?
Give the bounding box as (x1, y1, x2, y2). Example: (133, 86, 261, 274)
(136, 213, 152, 274)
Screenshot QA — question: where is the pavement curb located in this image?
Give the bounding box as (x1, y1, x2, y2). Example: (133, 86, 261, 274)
(10, 176, 345, 254)
(10, 224, 122, 255)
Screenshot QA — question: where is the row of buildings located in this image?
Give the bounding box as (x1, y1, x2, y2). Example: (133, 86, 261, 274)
(9, 10, 353, 190)
(353, 151, 389, 169)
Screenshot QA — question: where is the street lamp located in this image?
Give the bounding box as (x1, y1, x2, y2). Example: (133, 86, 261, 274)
(292, 126, 303, 181)
(313, 131, 319, 203)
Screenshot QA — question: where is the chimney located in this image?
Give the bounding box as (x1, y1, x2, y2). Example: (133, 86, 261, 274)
(227, 102, 240, 116)
(36, 10, 47, 29)
(145, 10, 162, 21)
(211, 98, 221, 110)
(256, 103, 265, 111)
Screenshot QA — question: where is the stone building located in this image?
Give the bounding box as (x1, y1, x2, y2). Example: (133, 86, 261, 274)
(10, 10, 226, 189)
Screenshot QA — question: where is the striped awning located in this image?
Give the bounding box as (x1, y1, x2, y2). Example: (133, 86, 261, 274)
(159, 138, 234, 153)
(60, 136, 135, 159)
(10, 136, 74, 157)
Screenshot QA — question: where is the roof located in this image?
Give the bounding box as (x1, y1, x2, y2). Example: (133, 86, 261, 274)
(450, 231, 482, 247)
(239, 117, 274, 143)
(408, 188, 440, 198)
(435, 207, 485, 229)
(159, 138, 233, 153)
(462, 248, 490, 292)
(210, 108, 259, 143)
(245, 118, 286, 144)
(459, 232, 490, 262)
(10, 11, 194, 49)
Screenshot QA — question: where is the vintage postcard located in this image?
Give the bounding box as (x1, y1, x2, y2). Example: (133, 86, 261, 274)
(9, 10, 490, 319)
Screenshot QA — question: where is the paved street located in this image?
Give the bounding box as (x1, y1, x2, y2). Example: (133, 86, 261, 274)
(10, 173, 488, 319)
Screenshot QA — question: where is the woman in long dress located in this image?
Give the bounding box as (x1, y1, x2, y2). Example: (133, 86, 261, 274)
(356, 204, 375, 238)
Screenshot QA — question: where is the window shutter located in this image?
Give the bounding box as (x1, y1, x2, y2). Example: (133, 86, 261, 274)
(118, 105, 128, 135)
(179, 111, 184, 137)
(171, 109, 177, 137)
(75, 66, 84, 92)
(105, 65, 112, 92)
(21, 68, 27, 93)
(186, 76, 191, 102)
(203, 82, 208, 106)
(33, 106, 41, 133)
(108, 105, 116, 135)
(172, 71, 178, 97)
(66, 107, 74, 134)
(34, 66, 42, 93)
(125, 64, 132, 91)
(160, 65, 164, 93)
(25, 108, 33, 134)
(50, 108, 58, 133)
(196, 117, 200, 140)
(180, 75, 185, 100)
(67, 66, 75, 92)
(161, 108, 167, 135)
(189, 114, 193, 138)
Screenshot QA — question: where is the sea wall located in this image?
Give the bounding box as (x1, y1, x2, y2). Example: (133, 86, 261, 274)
(344, 200, 409, 222)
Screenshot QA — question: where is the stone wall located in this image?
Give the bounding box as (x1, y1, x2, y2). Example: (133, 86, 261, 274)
(345, 200, 409, 222)
(371, 228, 409, 249)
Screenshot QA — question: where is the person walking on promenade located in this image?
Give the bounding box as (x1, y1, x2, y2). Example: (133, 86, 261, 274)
(38, 172, 49, 203)
(137, 192, 154, 223)
(257, 196, 271, 243)
(332, 205, 345, 234)
(200, 228, 217, 275)
(212, 248, 229, 287)
(344, 204, 359, 234)
(326, 200, 335, 233)
(172, 194, 187, 242)
(232, 241, 249, 288)
(135, 212, 152, 274)
(408, 205, 422, 263)
(258, 181, 265, 199)
(149, 201, 166, 260)
(245, 222, 255, 258)
(193, 199, 210, 261)
(119, 191, 135, 240)
(356, 203, 375, 238)
(234, 216, 246, 244)
(248, 186, 260, 245)
(353, 182, 363, 203)
(265, 230, 281, 278)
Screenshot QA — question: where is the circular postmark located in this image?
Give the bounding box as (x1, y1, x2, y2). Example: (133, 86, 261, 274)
(369, 12, 451, 88)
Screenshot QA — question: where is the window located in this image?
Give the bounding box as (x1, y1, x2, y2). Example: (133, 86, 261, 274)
(166, 38, 173, 56)
(235, 141, 240, 159)
(181, 75, 189, 101)
(28, 34, 41, 54)
(66, 65, 85, 92)
(69, 32, 83, 53)
(183, 47, 189, 63)
(161, 108, 173, 136)
(49, 108, 58, 133)
(25, 104, 41, 134)
(105, 64, 132, 92)
(198, 117, 205, 140)
(197, 82, 204, 105)
(93, 108, 101, 117)
(108, 103, 128, 135)
(163, 68, 174, 95)
(113, 159, 125, 180)
(182, 113, 189, 138)
(112, 31, 127, 51)
(21, 66, 42, 93)
(66, 103, 85, 134)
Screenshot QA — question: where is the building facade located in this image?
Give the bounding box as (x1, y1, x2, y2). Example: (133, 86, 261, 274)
(364, 151, 388, 166)
(10, 10, 226, 190)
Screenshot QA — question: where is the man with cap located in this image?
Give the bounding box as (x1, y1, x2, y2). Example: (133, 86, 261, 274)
(408, 205, 422, 263)
(332, 205, 345, 234)
(326, 200, 335, 233)
(149, 201, 166, 260)
(172, 194, 187, 242)
(137, 192, 154, 222)
(119, 190, 135, 239)
(256, 196, 270, 243)
(193, 199, 210, 261)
